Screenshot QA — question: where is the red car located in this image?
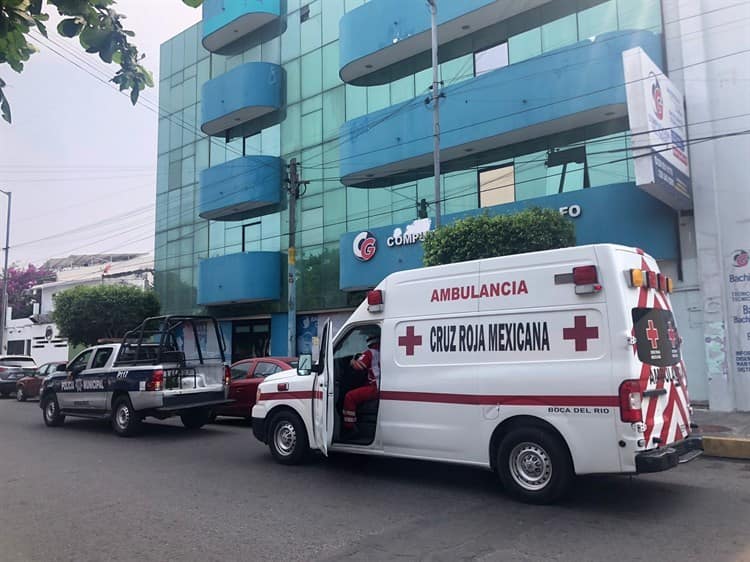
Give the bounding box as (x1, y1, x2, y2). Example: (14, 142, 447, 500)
(15, 361, 67, 401)
(212, 357, 298, 421)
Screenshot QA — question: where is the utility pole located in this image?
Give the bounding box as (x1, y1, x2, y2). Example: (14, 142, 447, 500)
(427, 0, 442, 228)
(286, 159, 308, 357)
(0, 190, 10, 355)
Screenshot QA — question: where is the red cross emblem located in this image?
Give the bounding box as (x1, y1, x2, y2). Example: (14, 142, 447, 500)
(563, 316, 599, 352)
(398, 326, 422, 356)
(646, 320, 660, 349)
(667, 322, 678, 347)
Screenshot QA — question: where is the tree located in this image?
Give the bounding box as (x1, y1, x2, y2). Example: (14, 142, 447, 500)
(5, 263, 54, 318)
(52, 283, 159, 346)
(422, 208, 576, 267)
(0, 0, 203, 123)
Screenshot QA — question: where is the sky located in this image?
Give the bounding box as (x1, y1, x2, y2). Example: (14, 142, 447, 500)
(0, 0, 201, 267)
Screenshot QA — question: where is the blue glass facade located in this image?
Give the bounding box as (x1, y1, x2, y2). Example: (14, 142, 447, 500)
(155, 0, 671, 358)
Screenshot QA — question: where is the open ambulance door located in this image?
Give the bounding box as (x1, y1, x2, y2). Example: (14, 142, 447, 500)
(312, 319, 334, 456)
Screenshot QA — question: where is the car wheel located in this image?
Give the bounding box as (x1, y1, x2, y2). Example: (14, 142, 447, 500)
(268, 411, 309, 465)
(112, 396, 142, 437)
(180, 408, 211, 430)
(496, 426, 573, 504)
(42, 394, 65, 427)
(16, 387, 26, 402)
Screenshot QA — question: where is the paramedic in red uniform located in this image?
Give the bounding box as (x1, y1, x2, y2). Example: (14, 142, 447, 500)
(342, 332, 380, 434)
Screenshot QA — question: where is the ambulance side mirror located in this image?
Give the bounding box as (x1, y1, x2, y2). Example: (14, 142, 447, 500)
(298, 354, 313, 376)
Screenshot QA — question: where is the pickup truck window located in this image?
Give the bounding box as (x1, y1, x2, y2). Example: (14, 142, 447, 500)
(92, 348, 114, 369)
(69, 349, 93, 372)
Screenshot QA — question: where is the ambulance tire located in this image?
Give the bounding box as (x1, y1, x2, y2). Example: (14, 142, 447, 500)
(497, 427, 572, 504)
(112, 396, 142, 437)
(268, 411, 309, 465)
(42, 394, 65, 427)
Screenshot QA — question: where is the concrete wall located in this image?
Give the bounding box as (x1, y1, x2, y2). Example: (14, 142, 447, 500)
(663, 0, 750, 410)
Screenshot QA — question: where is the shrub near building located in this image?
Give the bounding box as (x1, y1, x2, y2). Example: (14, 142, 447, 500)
(53, 285, 160, 347)
(422, 208, 576, 267)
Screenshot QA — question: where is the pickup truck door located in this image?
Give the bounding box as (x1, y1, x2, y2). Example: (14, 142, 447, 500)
(80, 346, 115, 411)
(58, 349, 94, 409)
(312, 320, 334, 456)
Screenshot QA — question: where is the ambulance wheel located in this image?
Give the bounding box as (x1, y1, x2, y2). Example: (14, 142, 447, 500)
(268, 411, 309, 465)
(42, 394, 65, 427)
(497, 427, 572, 504)
(112, 396, 142, 437)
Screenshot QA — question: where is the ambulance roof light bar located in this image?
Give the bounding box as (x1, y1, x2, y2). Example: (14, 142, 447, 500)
(628, 269, 674, 293)
(367, 289, 384, 313)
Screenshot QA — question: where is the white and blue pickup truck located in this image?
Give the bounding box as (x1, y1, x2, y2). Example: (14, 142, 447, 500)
(39, 316, 230, 436)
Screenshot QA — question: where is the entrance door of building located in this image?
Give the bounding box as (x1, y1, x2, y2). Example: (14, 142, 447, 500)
(232, 319, 271, 361)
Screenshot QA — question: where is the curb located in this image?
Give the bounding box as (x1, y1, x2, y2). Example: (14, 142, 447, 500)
(701, 436, 750, 460)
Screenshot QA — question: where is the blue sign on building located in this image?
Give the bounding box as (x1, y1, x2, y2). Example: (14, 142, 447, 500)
(340, 183, 679, 291)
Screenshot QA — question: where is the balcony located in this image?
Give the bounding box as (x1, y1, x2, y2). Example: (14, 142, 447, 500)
(199, 156, 284, 221)
(201, 62, 285, 139)
(340, 30, 661, 187)
(198, 252, 281, 305)
(339, 0, 559, 86)
(202, 0, 285, 54)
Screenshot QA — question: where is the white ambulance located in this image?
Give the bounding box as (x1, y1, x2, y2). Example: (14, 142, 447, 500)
(251, 244, 702, 503)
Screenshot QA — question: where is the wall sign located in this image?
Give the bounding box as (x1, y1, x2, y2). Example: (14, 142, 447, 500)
(623, 47, 692, 210)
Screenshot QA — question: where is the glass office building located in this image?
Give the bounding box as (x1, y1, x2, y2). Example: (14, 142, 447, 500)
(156, 0, 682, 363)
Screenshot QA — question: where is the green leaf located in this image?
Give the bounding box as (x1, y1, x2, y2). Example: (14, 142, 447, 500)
(98, 36, 116, 63)
(182, 0, 203, 7)
(130, 84, 139, 105)
(57, 18, 83, 38)
(79, 26, 110, 51)
(35, 19, 48, 37)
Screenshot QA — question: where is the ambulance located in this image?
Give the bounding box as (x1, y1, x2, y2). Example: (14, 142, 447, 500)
(251, 244, 703, 503)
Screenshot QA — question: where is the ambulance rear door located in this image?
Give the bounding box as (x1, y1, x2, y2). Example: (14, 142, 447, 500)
(312, 319, 334, 456)
(609, 247, 691, 450)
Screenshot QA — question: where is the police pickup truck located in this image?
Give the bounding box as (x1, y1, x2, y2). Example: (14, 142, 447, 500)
(40, 316, 230, 436)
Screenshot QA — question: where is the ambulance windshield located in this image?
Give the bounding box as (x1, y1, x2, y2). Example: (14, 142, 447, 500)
(632, 308, 681, 367)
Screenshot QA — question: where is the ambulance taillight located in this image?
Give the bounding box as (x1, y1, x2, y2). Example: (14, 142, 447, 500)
(224, 365, 231, 387)
(619, 380, 643, 423)
(572, 265, 602, 294)
(367, 290, 384, 312)
(146, 369, 164, 391)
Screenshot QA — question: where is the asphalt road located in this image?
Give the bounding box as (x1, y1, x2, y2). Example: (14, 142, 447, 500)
(1, 398, 749, 562)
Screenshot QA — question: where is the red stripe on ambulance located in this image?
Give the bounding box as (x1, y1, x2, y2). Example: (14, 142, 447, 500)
(380, 391, 619, 407)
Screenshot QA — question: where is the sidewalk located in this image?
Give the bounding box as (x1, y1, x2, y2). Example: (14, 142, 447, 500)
(692, 408, 750, 460)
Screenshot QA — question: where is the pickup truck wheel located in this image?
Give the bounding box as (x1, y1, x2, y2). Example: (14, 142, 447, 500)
(42, 394, 65, 427)
(16, 387, 26, 402)
(496, 427, 572, 504)
(268, 412, 309, 465)
(180, 408, 211, 430)
(112, 396, 142, 437)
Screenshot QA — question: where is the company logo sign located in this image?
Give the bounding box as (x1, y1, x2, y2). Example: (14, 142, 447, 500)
(45, 325, 54, 341)
(650, 72, 663, 120)
(387, 218, 432, 248)
(352, 231, 377, 262)
(732, 249, 749, 268)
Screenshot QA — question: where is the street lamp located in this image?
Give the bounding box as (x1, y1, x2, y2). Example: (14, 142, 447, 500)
(0, 189, 11, 355)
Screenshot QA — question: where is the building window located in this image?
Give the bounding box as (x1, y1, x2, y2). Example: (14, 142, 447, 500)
(300, 4, 310, 23)
(545, 146, 590, 193)
(478, 164, 515, 208)
(242, 222, 261, 253)
(474, 42, 508, 77)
